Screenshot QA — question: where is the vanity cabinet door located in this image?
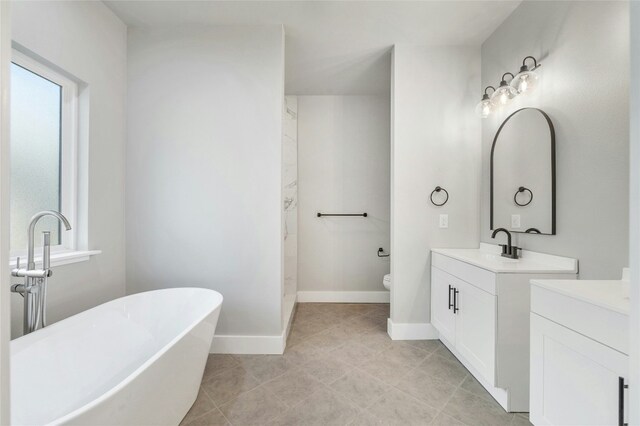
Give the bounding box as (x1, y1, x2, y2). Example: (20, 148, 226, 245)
(530, 313, 628, 426)
(431, 267, 456, 344)
(455, 280, 497, 385)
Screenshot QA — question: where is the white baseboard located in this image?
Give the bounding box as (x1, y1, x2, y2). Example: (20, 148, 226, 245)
(210, 333, 285, 354)
(283, 294, 297, 342)
(297, 291, 390, 303)
(210, 296, 297, 355)
(386, 318, 439, 340)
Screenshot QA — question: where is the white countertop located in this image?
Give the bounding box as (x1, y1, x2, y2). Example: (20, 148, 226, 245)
(432, 243, 578, 274)
(531, 278, 630, 315)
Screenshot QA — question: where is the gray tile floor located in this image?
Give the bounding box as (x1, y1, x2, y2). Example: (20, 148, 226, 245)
(181, 303, 532, 426)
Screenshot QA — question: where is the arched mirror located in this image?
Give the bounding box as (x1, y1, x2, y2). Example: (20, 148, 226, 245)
(490, 108, 555, 235)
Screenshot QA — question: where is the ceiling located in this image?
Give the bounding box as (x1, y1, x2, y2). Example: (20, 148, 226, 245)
(104, 1, 521, 95)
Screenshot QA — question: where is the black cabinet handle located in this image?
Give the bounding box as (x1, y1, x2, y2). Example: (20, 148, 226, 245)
(619, 376, 628, 426)
(453, 288, 459, 314)
(448, 285, 453, 310)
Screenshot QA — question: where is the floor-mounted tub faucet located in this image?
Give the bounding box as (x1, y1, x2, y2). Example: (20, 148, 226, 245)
(491, 227, 521, 259)
(11, 210, 72, 335)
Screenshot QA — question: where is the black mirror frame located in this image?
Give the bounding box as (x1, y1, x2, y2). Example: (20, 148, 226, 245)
(490, 107, 556, 235)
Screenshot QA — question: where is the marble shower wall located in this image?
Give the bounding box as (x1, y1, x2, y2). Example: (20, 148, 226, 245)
(283, 96, 298, 298)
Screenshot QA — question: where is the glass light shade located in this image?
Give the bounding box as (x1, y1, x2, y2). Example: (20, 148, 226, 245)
(490, 84, 517, 107)
(475, 97, 493, 118)
(510, 70, 539, 94)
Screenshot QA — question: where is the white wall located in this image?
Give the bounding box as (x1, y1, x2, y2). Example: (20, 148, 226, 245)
(391, 46, 481, 330)
(480, 1, 629, 279)
(10, 1, 127, 337)
(297, 96, 390, 299)
(127, 26, 285, 342)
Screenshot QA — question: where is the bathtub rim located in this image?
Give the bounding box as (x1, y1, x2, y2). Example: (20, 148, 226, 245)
(11, 287, 223, 426)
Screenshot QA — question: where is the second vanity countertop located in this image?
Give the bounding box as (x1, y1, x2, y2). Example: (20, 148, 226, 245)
(530, 271, 630, 354)
(530, 277, 630, 315)
(432, 243, 578, 274)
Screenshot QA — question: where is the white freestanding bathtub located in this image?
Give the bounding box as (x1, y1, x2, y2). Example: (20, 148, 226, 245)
(11, 288, 223, 426)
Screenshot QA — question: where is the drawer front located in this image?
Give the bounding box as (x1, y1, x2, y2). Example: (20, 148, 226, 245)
(531, 285, 629, 355)
(432, 252, 497, 295)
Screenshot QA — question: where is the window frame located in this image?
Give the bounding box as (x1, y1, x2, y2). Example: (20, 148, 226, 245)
(10, 50, 78, 257)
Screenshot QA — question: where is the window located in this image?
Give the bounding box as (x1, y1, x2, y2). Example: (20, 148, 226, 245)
(10, 50, 77, 255)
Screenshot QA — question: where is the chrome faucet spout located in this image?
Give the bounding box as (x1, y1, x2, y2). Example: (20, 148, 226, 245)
(27, 210, 72, 270)
(13, 210, 72, 335)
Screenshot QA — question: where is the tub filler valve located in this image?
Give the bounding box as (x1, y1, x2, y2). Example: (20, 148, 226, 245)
(10, 211, 71, 335)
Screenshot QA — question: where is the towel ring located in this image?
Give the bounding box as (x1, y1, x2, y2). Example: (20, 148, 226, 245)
(514, 187, 533, 207)
(430, 186, 449, 206)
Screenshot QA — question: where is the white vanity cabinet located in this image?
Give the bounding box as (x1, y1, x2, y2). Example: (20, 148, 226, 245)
(530, 279, 629, 426)
(430, 244, 577, 412)
(432, 265, 499, 383)
(432, 265, 497, 382)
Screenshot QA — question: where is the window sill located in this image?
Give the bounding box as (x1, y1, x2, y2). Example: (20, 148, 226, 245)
(9, 250, 101, 269)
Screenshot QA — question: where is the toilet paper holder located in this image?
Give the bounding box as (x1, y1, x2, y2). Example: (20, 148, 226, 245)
(377, 247, 390, 258)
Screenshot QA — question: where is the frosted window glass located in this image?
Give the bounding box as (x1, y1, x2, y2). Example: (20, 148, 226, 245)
(10, 63, 62, 250)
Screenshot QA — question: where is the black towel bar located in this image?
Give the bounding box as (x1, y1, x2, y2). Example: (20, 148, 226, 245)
(316, 213, 368, 217)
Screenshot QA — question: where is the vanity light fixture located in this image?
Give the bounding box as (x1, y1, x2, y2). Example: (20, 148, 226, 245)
(475, 86, 496, 118)
(478, 55, 542, 118)
(491, 73, 518, 107)
(511, 56, 540, 94)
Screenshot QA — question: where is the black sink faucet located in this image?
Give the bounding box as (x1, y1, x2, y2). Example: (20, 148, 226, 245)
(491, 228, 521, 259)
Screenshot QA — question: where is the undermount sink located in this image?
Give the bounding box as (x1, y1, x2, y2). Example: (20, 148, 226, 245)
(431, 243, 578, 274)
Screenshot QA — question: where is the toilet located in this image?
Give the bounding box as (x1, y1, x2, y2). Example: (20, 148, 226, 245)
(383, 274, 391, 290)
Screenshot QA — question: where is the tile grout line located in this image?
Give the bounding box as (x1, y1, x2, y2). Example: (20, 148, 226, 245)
(287, 307, 386, 345)
(217, 404, 233, 426)
(429, 346, 479, 426)
(203, 304, 392, 425)
(182, 369, 231, 426)
(281, 305, 392, 421)
(430, 371, 471, 425)
(363, 343, 476, 425)
(185, 386, 232, 426)
(338, 345, 454, 425)
(216, 378, 288, 426)
(204, 363, 270, 415)
(267, 379, 364, 425)
(382, 349, 458, 423)
(291, 304, 517, 425)
(218, 355, 341, 424)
